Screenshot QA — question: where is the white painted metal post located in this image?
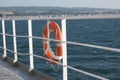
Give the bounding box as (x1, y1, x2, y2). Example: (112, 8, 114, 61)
(12, 20, 18, 63)
(2, 19, 7, 58)
(62, 19, 68, 80)
(28, 19, 34, 71)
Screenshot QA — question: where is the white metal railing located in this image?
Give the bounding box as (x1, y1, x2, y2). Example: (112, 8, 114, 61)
(12, 19, 18, 63)
(2, 19, 7, 58)
(28, 19, 34, 71)
(0, 46, 108, 80)
(0, 18, 120, 80)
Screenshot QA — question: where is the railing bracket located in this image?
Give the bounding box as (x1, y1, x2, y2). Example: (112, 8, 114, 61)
(29, 69, 34, 75)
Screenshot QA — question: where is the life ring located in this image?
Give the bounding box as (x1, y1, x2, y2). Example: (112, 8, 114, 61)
(43, 21, 62, 64)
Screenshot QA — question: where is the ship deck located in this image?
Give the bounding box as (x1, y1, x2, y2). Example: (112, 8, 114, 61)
(0, 54, 54, 80)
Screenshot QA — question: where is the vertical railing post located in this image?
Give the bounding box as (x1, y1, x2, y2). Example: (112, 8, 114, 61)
(28, 19, 34, 72)
(62, 19, 68, 80)
(2, 19, 7, 58)
(12, 19, 18, 63)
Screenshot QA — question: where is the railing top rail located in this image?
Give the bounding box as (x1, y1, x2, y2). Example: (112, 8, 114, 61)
(0, 14, 120, 20)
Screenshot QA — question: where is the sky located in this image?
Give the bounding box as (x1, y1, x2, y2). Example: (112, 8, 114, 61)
(0, 0, 120, 9)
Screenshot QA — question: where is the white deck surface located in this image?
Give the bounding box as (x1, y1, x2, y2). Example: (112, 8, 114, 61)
(0, 60, 23, 80)
(0, 58, 39, 80)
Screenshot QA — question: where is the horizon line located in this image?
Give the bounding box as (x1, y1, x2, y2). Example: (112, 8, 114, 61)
(0, 6, 119, 10)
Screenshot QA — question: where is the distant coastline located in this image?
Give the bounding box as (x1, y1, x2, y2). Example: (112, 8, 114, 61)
(0, 6, 120, 16)
(1, 14, 120, 20)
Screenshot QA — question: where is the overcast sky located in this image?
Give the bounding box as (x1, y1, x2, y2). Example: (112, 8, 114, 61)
(0, 0, 120, 9)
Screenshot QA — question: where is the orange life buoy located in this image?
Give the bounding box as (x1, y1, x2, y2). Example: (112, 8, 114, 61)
(43, 21, 62, 64)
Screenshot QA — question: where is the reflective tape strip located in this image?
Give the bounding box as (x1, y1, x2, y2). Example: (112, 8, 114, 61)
(54, 56, 62, 60)
(57, 43, 62, 47)
(43, 40, 49, 44)
(44, 47, 51, 55)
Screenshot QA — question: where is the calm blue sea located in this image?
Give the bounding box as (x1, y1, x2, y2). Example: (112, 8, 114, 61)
(0, 19, 120, 80)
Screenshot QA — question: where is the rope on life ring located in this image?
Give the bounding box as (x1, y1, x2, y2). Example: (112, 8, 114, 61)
(43, 21, 63, 71)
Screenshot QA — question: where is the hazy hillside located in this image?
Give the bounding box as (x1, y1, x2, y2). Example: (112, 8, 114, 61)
(0, 6, 120, 16)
